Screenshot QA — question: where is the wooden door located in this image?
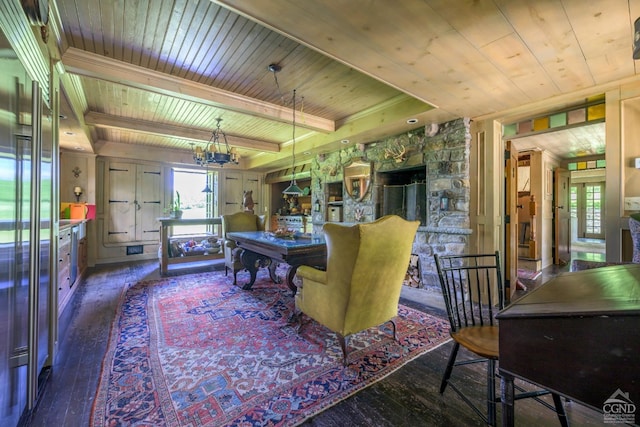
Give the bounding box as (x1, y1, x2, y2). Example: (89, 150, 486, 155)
(505, 141, 518, 300)
(554, 167, 571, 265)
(223, 171, 243, 215)
(243, 172, 261, 213)
(107, 162, 136, 243)
(135, 164, 162, 241)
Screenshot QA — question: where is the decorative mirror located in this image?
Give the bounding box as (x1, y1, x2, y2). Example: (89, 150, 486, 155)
(343, 158, 372, 202)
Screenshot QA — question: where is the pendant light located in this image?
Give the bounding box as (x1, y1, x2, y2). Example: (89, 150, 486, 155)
(282, 89, 303, 196)
(201, 163, 212, 193)
(201, 173, 212, 193)
(192, 118, 239, 167)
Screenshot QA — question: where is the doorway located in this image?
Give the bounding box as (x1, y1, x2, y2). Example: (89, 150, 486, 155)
(571, 182, 605, 239)
(569, 178, 606, 258)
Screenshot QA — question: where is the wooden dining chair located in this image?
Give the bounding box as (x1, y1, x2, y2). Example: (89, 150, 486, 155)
(434, 251, 568, 427)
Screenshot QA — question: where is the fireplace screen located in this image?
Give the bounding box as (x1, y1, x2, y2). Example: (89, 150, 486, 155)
(383, 183, 426, 225)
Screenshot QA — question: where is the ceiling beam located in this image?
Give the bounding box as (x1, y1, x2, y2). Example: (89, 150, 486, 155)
(84, 111, 280, 153)
(246, 94, 434, 170)
(62, 47, 335, 133)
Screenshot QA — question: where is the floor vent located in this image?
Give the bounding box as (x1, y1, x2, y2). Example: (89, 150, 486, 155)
(126, 245, 144, 255)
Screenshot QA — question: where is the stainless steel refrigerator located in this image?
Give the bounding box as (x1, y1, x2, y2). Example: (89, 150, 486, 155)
(0, 26, 53, 426)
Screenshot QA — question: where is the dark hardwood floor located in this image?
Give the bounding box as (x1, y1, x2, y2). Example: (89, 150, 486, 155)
(26, 259, 604, 426)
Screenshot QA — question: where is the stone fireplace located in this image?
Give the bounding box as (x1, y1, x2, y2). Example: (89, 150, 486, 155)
(310, 118, 472, 292)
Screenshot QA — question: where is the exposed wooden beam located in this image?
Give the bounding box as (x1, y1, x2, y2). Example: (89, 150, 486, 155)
(84, 111, 280, 153)
(63, 48, 335, 133)
(246, 94, 434, 169)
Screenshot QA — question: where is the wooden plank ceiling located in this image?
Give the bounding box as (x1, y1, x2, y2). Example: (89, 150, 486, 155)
(52, 0, 640, 171)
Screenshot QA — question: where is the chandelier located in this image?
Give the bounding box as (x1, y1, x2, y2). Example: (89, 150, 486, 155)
(282, 89, 304, 196)
(192, 118, 239, 166)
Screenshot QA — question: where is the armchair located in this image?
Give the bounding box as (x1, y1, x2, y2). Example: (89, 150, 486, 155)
(221, 212, 266, 285)
(631, 213, 640, 263)
(295, 215, 420, 365)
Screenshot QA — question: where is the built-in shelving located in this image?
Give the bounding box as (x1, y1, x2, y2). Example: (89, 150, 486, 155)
(158, 217, 224, 275)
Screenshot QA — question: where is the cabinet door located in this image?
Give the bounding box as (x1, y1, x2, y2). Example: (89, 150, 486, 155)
(107, 162, 136, 243)
(106, 161, 163, 243)
(243, 173, 261, 213)
(222, 171, 243, 215)
(135, 164, 162, 241)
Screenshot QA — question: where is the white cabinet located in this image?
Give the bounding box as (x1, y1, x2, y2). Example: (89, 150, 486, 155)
(105, 161, 162, 243)
(221, 171, 262, 215)
(57, 227, 72, 312)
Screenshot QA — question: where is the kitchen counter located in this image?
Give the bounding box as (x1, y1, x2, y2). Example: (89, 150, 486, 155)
(60, 219, 89, 230)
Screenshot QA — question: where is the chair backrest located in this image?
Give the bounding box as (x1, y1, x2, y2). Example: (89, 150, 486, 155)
(323, 215, 420, 334)
(221, 212, 265, 237)
(630, 215, 640, 263)
(434, 251, 504, 333)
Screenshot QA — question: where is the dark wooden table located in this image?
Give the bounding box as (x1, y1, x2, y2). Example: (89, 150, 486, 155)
(226, 231, 327, 293)
(496, 263, 640, 426)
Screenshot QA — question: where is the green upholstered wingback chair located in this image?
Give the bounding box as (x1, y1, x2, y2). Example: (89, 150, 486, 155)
(295, 215, 420, 365)
(221, 212, 266, 285)
(631, 213, 640, 263)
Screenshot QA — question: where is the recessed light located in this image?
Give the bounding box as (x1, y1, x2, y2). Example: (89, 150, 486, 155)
(341, 139, 350, 144)
(59, 114, 67, 119)
(74, 146, 84, 151)
(303, 151, 311, 155)
(407, 118, 418, 124)
(64, 131, 75, 136)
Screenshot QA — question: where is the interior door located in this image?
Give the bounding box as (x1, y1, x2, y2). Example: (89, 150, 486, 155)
(505, 141, 518, 300)
(554, 168, 571, 264)
(580, 182, 605, 239)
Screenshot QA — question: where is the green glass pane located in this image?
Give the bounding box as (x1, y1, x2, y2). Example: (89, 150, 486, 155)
(549, 113, 567, 128)
(503, 123, 517, 136)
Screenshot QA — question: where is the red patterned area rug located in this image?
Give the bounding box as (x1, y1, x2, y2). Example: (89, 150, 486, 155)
(90, 269, 450, 427)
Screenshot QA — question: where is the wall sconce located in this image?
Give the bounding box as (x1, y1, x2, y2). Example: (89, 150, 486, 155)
(74, 186, 83, 202)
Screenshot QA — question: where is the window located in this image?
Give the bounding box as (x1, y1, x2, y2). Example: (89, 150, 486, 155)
(172, 168, 218, 235)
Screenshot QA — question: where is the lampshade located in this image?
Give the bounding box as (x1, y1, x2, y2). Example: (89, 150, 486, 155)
(282, 180, 303, 195)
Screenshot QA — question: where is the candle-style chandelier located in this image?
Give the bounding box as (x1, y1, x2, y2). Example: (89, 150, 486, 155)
(192, 118, 239, 166)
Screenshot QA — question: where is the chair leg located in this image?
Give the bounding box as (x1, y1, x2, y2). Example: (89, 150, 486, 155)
(552, 393, 569, 427)
(487, 359, 497, 427)
(225, 266, 228, 276)
(439, 341, 459, 394)
(288, 306, 301, 326)
(232, 268, 238, 286)
(337, 334, 350, 366)
(388, 319, 398, 342)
